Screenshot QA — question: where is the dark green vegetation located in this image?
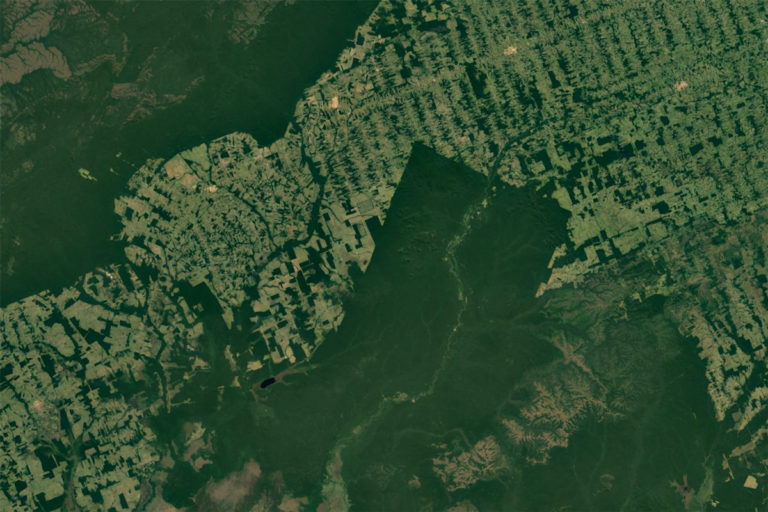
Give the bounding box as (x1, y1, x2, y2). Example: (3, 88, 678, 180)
(339, 151, 569, 509)
(0, 0, 377, 305)
(511, 308, 721, 511)
(150, 146, 730, 510)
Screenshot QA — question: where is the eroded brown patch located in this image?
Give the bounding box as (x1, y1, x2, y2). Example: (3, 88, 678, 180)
(432, 436, 505, 492)
(198, 460, 261, 511)
(671, 474, 694, 510)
